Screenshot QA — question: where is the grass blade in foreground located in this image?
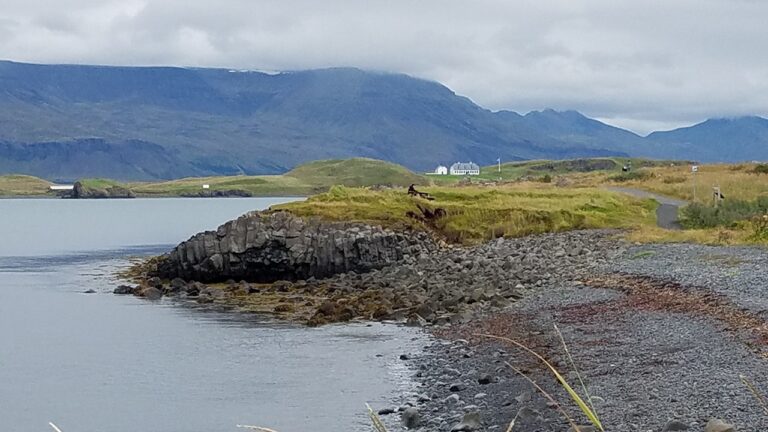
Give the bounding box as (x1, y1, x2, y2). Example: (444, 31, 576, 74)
(367, 403, 390, 432)
(478, 333, 604, 431)
(740, 374, 768, 417)
(237, 425, 280, 432)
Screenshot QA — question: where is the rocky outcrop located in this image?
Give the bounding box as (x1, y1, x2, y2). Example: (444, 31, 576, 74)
(71, 181, 135, 198)
(179, 189, 253, 198)
(154, 211, 436, 283)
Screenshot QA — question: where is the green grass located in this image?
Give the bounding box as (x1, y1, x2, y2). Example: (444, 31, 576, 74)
(130, 174, 312, 196)
(274, 185, 657, 244)
(286, 158, 426, 189)
(77, 178, 123, 189)
(130, 158, 426, 197)
(680, 197, 768, 229)
(0, 174, 53, 196)
(427, 157, 681, 185)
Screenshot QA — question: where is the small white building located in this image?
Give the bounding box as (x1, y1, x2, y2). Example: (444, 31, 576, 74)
(49, 185, 74, 191)
(449, 162, 480, 176)
(434, 165, 448, 175)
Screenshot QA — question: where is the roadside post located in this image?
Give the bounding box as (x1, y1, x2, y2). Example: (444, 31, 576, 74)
(691, 164, 699, 202)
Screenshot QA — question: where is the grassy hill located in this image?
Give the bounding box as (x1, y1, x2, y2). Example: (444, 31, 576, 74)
(0, 174, 52, 196)
(130, 158, 426, 197)
(428, 157, 684, 184)
(285, 158, 427, 190)
(276, 184, 657, 244)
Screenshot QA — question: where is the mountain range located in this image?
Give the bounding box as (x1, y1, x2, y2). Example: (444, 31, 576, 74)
(0, 60, 766, 181)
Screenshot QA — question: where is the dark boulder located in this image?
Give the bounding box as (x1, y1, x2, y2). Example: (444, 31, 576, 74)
(114, 285, 137, 295)
(153, 211, 436, 283)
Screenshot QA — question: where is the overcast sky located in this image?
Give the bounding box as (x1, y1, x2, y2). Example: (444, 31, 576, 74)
(1, 0, 766, 134)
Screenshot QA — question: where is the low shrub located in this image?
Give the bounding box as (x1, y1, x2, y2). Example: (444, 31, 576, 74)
(608, 170, 652, 182)
(662, 175, 687, 184)
(681, 197, 768, 228)
(753, 164, 768, 175)
(749, 213, 768, 241)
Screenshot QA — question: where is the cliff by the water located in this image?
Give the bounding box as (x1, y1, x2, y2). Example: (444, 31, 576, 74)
(153, 211, 436, 283)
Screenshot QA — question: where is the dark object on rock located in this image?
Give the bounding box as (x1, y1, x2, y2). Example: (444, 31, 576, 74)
(273, 280, 293, 292)
(407, 184, 435, 201)
(377, 407, 396, 415)
(451, 412, 482, 431)
(477, 373, 493, 385)
(401, 407, 421, 429)
(663, 420, 690, 431)
(154, 211, 435, 283)
(449, 382, 465, 392)
(399, 354, 410, 360)
(113, 285, 136, 295)
(273, 304, 294, 313)
(83, 289, 96, 294)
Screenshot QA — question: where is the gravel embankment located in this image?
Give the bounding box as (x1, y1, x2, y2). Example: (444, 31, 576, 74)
(606, 243, 768, 319)
(381, 239, 768, 432)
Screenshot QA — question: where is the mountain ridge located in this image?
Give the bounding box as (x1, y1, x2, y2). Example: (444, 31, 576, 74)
(0, 60, 765, 180)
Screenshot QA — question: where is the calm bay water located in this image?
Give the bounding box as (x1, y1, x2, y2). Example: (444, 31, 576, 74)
(0, 198, 424, 432)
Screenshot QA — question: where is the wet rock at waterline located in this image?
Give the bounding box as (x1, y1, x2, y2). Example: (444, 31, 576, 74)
(124, 225, 622, 326)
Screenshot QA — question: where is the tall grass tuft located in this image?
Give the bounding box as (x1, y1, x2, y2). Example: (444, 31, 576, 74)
(740, 375, 768, 417)
(367, 403, 390, 432)
(478, 333, 604, 431)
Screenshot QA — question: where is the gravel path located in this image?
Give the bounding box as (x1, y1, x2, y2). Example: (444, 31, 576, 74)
(607, 187, 687, 230)
(388, 237, 768, 432)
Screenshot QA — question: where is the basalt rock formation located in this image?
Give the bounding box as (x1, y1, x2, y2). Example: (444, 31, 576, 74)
(153, 211, 436, 283)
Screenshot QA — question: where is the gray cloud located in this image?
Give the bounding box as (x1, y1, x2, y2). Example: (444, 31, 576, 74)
(1, 0, 767, 134)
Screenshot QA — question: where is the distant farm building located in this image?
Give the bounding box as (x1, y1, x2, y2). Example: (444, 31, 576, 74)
(434, 165, 448, 175)
(450, 162, 480, 176)
(49, 185, 74, 191)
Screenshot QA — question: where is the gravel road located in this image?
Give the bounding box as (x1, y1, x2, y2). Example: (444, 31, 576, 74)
(607, 187, 687, 230)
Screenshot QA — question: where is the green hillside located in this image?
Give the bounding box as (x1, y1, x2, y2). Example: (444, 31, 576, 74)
(285, 158, 427, 190)
(0, 174, 52, 196)
(428, 157, 683, 183)
(130, 158, 427, 197)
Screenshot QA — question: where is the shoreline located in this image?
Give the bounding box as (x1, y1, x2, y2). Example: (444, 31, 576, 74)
(123, 230, 768, 431)
(376, 240, 768, 432)
(0, 194, 310, 200)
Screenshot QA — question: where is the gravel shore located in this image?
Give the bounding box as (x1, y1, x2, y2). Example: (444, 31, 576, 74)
(381, 238, 768, 432)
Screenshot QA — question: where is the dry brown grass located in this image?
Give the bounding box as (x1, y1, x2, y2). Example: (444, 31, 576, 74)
(583, 275, 768, 352)
(573, 163, 768, 203)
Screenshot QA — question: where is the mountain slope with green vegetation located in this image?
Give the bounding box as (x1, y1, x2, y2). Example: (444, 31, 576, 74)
(285, 158, 427, 190)
(0, 174, 52, 196)
(130, 158, 426, 196)
(429, 157, 684, 184)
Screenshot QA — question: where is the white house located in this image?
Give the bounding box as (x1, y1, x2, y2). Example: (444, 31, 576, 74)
(434, 165, 448, 175)
(450, 162, 480, 176)
(49, 185, 74, 191)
